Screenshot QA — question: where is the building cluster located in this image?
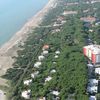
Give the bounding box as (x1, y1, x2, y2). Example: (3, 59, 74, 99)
(80, 16, 96, 24)
(21, 44, 61, 99)
(21, 0, 100, 99)
(80, 15, 100, 35)
(83, 45, 100, 100)
(51, 8, 79, 34)
(51, 15, 66, 34)
(83, 0, 100, 4)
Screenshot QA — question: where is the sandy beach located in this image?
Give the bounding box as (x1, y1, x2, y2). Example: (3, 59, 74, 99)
(0, 0, 56, 99)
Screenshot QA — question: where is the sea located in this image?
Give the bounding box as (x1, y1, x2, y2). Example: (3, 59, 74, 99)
(0, 0, 48, 46)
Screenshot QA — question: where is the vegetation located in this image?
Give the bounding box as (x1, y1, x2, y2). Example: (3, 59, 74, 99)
(2, 0, 100, 100)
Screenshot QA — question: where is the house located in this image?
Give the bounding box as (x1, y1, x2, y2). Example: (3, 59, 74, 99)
(80, 16, 96, 23)
(87, 63, 94, 74)
(95, 68, 100, 75)
(53, 22, 62, 27)
(38, 55, 45, 61)
(95, 20, 100, 26)
(84, 22, 92, 28)
(51, 90, 60, 96)
(42, 45, 49, 51)
(61, 20, 66, 24)
(50, 69, 56, 73)
(87, 63, 94, 67)
(31, 71, 39, 79)
(21, 90, 31, 99)
(52, 29, 61, 34)
(45, 76, 52, 82)
(83, 9, 90, 13)
(54, 97, 60, 100)
(56, 16, 66, 25)
(38, 97, 46, 100)
(87, 86, 98, 94)
(54, 55, 59, 59)
(34, 62, 42, 68)
(63, 11, 78, 16)
(57, 16, 65, 21)
(88, 79, 98, 86)
(24, 79, 32, 86)
(66, 2, 79, 6)
(91, 0, 100, 4)
(83, 45, 100, 64)
(89, 29, 93, 32)
(95, 21, 100, 26)
(53, 61, 57, 64)
(42, 50, 49, 56)
(55, 50, 60, 55)
(89, 96, 96, 100)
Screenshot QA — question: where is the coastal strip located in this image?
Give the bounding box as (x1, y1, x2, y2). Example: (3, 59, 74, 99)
(0, 0, 56, 54)
(0, 0, 56, 100)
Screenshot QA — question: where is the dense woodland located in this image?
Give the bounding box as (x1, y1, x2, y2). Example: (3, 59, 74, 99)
(2, 0, 100, 100)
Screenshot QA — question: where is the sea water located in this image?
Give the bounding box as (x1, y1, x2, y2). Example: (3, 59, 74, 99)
(0, 0, 48, 46)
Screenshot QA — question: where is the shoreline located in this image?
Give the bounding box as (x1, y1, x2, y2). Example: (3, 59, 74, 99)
(0, 0, 56, 55)
(0, 0, 57, 99)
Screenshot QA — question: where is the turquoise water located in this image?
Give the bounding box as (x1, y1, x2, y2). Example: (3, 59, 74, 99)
(0, 0, 48, 46)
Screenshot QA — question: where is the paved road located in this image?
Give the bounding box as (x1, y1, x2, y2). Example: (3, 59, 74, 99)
(0, 90, 6, 100)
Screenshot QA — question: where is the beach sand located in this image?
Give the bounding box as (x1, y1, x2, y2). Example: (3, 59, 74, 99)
(0, 0, 57, 99)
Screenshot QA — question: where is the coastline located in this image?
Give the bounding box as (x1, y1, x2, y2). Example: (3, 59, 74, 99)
(0, 0, 56, 55)
(0, 0, 57, 99)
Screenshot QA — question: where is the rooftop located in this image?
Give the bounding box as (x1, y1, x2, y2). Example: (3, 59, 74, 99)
(80, 16, 96, 23)
(84, 45, 100, 54)
(42, 45, 49, 50)
(51, 90, 60, 96)
(24, 79, 32, 85)
(45, 76, 52, 82)
(89, 96, 96, 100)
(34, 62, 42, 68)
(21, 90, 31, 99)
(95, 67, 100, 74)
(63, 11, 78, 15)
(87, 86, 98, 93)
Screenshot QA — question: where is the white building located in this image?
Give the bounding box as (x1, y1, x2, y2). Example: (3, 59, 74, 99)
(45, 76, 52, 82)
(95, 21, 100, 26)
(88, 79, 98, 86)
(50, 69, 56, 73)
(55, 51, 60, 55)
(89, 29, 93, 32)
(38, 55, 45, 61)
(87, 63, 94, 67)
(53, 22, 62, 27)
(89, 96, 96, 100)
(51, 90, 60, 96)
(54, 55, 59, 59)
(31, 71, 39, 79)
(61, 20, 66, 24)
(87, 86, 98, 94)
(24, 79, 32, 85)
(34, 62, 42, 68)
(42, 50, 49, 56)
(53, 62, 57, 64)
(38, 97, 46, 100)
(63, 11, 78, 15)
(21, 90, 31, 99)
(52, 29, 61, 34)
(95, 68, 100, 75)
